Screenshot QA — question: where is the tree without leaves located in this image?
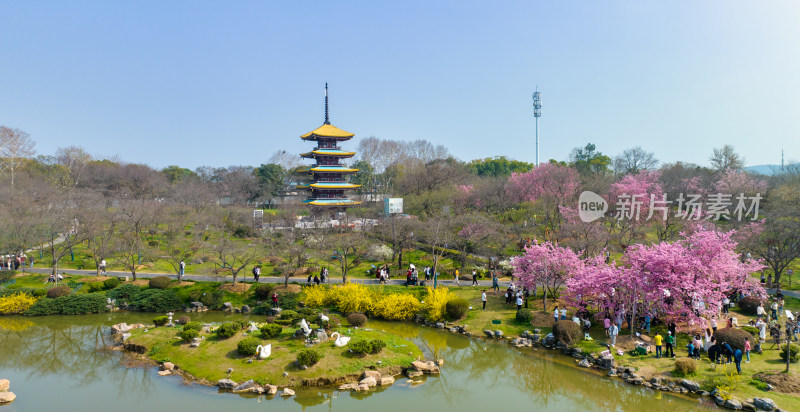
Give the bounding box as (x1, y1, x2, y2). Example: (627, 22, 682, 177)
(613, 146, 658, 176)
(328, 231, 368, 283)
(0, 126, 36, 186)
(710, 144, 745, 171)
(55, 145, 92, 187)
(209, 236, 263, 283)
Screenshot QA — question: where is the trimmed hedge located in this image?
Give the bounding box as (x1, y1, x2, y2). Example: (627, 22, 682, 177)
(25, 293, 108, 315)
(153, 316, 169, 326)
(131, 289, 181, 312)
(149, 276, 172, 289)
(553, 320, 581, 346)
(347, 313, 368, 327)
(107, 284, 142, 302)
(183, 321, 203, 332)
(445, 298, 469, 320)
(674, 358, 697, 375)
(516, 309, 534, 324)
(237, 337, 261, 356)
(349, 338, 386, 356)
(180, 329, 199, 343)
(47, 286, 72, 299)
(741, 326, 759, 338)
(713, 328, 752, 351)
(216, 322, 240, 339)
(297, 349, 323, 367)
(260, 324, 283, 339)
(738, 296, 764, 316)
(103, 278, 120, 289)
(781, 344, 800, 363)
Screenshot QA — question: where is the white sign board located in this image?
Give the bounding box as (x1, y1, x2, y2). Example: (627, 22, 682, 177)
(384, 198, 403, 214)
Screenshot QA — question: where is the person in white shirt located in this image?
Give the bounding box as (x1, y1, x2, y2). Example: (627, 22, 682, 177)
(516, 296, 523, 311)
(757, 303, 765, 319)
(100, 259, 107, 274)
(609, 323, 619, 347)
(481, 290, 487, 310)
(560, 308, 567, 321)
(554, 306, 560, 323)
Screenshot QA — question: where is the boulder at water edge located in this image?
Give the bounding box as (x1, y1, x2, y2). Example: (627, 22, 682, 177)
(217, 379, 237, 389)
(280, 388, 295, 397)
(0, 379, 9, 391)
(0, 392, 15, 404)
(752, 398, 776, 411)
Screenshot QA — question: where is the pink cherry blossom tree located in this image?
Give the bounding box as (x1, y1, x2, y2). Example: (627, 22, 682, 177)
(566, 228, 765, 334)
(512, 241, 583, 311)
(507, 163, 579, 242)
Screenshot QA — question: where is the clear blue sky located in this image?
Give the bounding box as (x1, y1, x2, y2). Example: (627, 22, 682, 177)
(2, 1, 798, 170)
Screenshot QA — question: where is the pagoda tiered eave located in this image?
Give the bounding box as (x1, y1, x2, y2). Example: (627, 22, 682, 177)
(300, 124, 355, 140)
(302, 198, 363, 206)
(301, 165, 359, 174)
(296, 182, 361, 189)
(300, 148, 357, 159)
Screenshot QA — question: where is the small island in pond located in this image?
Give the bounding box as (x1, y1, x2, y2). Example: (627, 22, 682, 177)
(121, 313, 426, 391)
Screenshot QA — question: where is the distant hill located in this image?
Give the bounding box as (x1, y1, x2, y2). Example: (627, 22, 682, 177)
(745, 164, 781, 176)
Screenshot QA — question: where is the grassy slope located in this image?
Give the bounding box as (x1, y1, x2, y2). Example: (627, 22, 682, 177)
(128, 325, 422, 387)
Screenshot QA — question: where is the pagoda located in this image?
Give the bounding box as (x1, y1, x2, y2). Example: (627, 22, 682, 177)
(297, 84, 362, 207)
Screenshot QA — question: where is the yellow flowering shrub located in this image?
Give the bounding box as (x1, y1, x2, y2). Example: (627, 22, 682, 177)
(422, 287, 451, 322)
(331, 283, 378, 314)
(0, 292, 39, 315)
(372, 293, 422, 320)
(302, 285, 333, 307)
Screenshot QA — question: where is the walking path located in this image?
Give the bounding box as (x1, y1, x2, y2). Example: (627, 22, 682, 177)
(18, 267, 498, 287)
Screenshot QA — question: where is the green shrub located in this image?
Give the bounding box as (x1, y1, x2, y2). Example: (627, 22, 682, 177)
(32, 288, 46, 298)
(674, 358, 697, 376)
(236, 319, 251, 330)
(278, 292, 299, 309)
(274, 319, 294, 326)
(297, 349, 323, 367)
(153, 316, 169, 326)
(260, 324, 283, 339)
(741, 326, 759, 338)
(216, 322, 240, 339)
(24, 293, 108, 315)
(254, 284, 274, 300)
(149, 276, 172, 289)
(237, 336, 261, 356)
(445, 298, 469, 320)
(348, 338, 386, 355)
(184, 321, 203, 331)
(47, 286, 72, 299)
(713, 328, 752, 351)
(347, 313, 368, 327)
(107, 284, 142, 302)
(103, 278, 121, 289)
(781, 344, 800, 363)
(280, 310, 300, 322)
(264, 316, 277, 324)
(180, 328, 199, 343)
(233, 225, 255, 239)
(131, 289, 181, 312)
(738, 296, 764, 316)
(299, 307, 318, 318)
(177, 315, 190, 325)
(87, 282, 105, 293)
(553, 320, 581, 346)
(516, 309, 534, 324)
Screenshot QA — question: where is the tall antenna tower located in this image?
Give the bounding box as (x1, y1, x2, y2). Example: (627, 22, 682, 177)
(532, 87, 542, 165)
(782, 149, 785, 171)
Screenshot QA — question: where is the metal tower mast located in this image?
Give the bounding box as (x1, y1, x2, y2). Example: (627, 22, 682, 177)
(532, 87, 542, 165)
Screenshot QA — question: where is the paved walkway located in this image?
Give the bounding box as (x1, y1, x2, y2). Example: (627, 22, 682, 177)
(18, 267, 498, 288)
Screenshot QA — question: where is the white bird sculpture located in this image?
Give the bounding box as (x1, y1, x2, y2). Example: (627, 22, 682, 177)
(299, 319, 312, 336)
(256, 344, 271, 359)
(330, 332, 351, 347)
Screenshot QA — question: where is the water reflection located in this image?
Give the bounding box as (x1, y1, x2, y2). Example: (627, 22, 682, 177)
(0, 314, 706, 411)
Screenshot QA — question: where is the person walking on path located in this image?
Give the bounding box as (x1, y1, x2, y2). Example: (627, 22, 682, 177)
(100, 259, 107, 274)
(481, 290, 487, 310)
(654, 332, 663, 358)
(253, 266, 261, 283)
(604, 316, 611, 337)
(771, 300, 779, 321)
(516, 295, 523, 311)
(453, 269, 460, 287)
(472, 269, 478, 286)
(492, 273, 499, 294)
(609, 323, 619, 347)
(554, 306, 560, 324)
(665, 331, 676, 358)
(179, 260, 185, 279)
(757, 303, 765, 319)
(271, 292, 279, 308)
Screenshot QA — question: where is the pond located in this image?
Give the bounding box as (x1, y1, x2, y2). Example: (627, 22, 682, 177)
(0, 313, 710, 411)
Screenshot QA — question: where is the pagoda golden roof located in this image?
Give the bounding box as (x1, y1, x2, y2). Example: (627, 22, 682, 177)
(300, 124, 355, 139)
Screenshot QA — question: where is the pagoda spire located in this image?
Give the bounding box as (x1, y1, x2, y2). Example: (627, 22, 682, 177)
(324, 83, 330, 125)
